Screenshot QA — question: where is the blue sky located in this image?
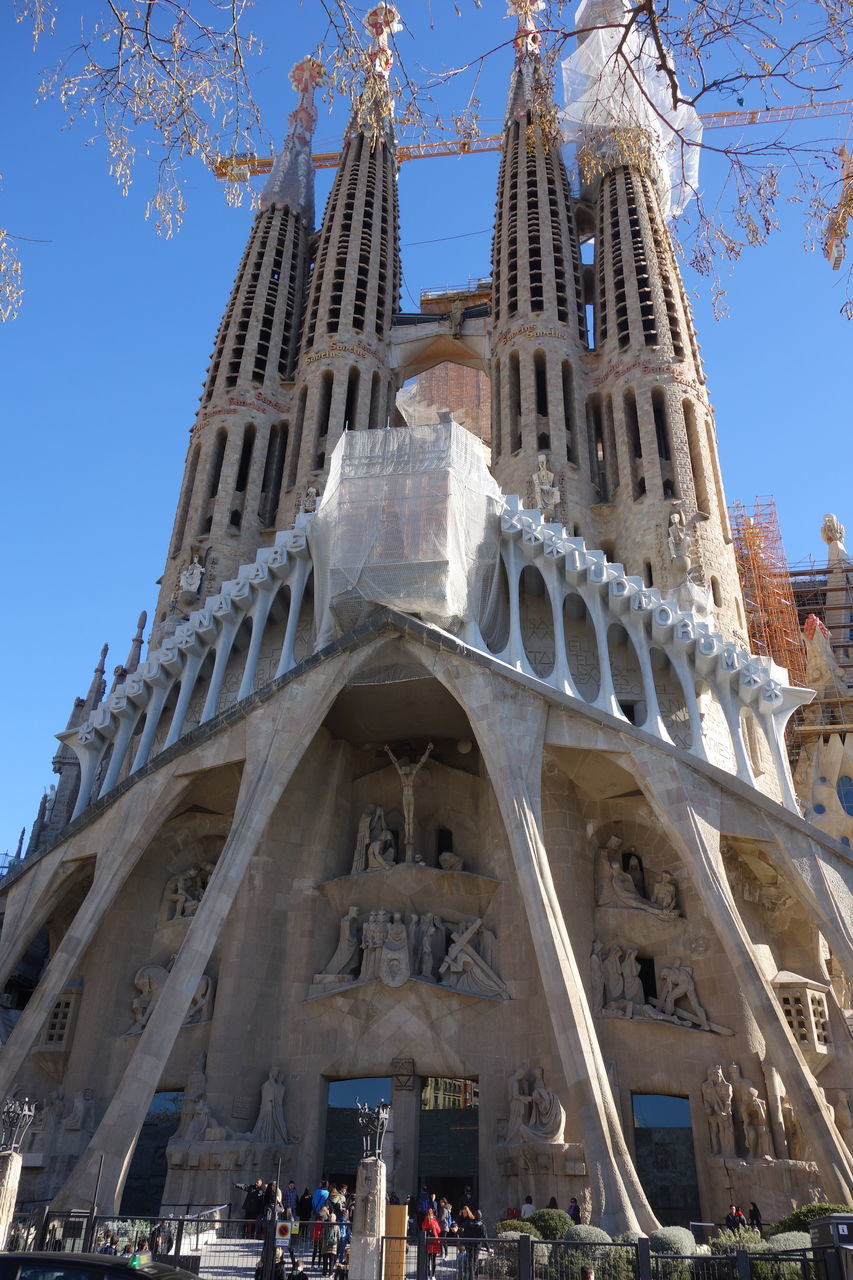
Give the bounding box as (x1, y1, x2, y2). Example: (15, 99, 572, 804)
(1, 1, 851, 857)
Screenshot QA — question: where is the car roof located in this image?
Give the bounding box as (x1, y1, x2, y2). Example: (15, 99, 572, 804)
(0, 1254, 199, 1280)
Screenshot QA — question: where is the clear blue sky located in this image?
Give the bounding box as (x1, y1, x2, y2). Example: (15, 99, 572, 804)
(1, 1, 851, 857)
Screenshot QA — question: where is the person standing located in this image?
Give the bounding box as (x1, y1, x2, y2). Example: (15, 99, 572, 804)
(520, 1196, 535, 1219)
(749, 1203, 763, 1235)
(725, 1204, 746, 1230)
(321, 1214, 341, 1277)
(460, 1209, 487, 1280)
(423, 1207, 442, 1277)
(568, 1198, 581, 1224)
(238, 1178, 266, 1238)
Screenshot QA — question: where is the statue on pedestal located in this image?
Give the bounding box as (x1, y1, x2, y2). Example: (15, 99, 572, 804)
(701, 1065, 736, 1157)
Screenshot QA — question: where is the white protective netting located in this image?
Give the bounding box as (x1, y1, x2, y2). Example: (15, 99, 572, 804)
(311, 421, 503, 637)
(561, 0, 702, 216)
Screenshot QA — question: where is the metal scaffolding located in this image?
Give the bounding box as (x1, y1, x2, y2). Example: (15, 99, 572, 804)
(729, 496, 807, 688)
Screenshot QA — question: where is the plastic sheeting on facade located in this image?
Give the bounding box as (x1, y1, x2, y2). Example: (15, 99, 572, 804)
(311, 421, 503, 639)
(561, 0, 702, 216)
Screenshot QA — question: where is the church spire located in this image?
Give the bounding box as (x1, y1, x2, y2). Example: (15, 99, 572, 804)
(260, 55, 325, 222)
(286, 5, 403, 513)
(490, 0, 587, 510)
(151, 57, 322, 646)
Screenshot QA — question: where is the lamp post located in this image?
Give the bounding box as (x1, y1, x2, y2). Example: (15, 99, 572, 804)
(1, 1095, 36, 1249)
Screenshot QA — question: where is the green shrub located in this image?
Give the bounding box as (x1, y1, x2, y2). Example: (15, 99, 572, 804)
(772, 1204, 853, 1236)
(497, 1219, 543, 1239)
(528, 1209, 572, 1241)
(708, 1227, 770, 1256)
(495, 1229, 550, 1265)
(564, 1224, 613, 1243)
(612, 1232, 643, 1245)
(649, 1226, 697, 1256)
(766, 1232, 811, 1251)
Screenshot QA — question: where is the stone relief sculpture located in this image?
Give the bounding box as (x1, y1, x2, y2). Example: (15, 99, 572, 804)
(781, 1095, 807, 1161)
(532, 455, 561, 522)
(63, 1088, 94, 1133)
(438, 849, 464, 871)
(518, 1067, 566, 1145)
(592, 939, 731, 1033)
(701, 1065, 736, 1157)
(179, 554, 205, 595)
(324, 906, 362, 976)
(312, 908, 507, 999)
(161, 861, 217, 922)
(743, 1088, 773, 1159)
(654, 963, 710, 1030)
(127, 958, 215, 1034)
(249, 1070, 293, 1146)
(384, 742, 433, 860)
(832, 1090, 853, 1153)
(301, 485, 320, 514)
(729, 1061, 760, 1155)
(439, 918, 508, 999)
(505, 1068, 530, 1146)
(596, 836, 681, 917)
(351, 805, 397, 872)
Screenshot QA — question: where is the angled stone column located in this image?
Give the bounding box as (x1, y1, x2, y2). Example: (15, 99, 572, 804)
(627, 744, 853, 1201)
(432, 653, 658, 1235)
(0, 770, 196, 1098)
(51, 654, 349, 1212)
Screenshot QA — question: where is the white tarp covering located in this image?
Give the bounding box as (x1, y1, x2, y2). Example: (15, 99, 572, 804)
(312, 422, 503, 636)
(561, 0, 702, 216)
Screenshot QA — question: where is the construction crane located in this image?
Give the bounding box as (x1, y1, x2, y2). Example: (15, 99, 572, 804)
(212, 96, 853, 264)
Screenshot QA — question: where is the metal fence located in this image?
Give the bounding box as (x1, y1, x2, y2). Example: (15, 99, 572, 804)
(1, 1216, 844, 1280)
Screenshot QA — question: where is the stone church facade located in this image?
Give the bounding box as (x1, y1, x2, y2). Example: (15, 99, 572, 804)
(2, 1, 852, 1235)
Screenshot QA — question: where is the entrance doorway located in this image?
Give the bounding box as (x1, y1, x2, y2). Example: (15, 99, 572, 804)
(631, 1094, 700, 1228)
(418, 1077, 479, 1209)
(120, 1090, 182, 1215)
(323, 1077, 392, 1188)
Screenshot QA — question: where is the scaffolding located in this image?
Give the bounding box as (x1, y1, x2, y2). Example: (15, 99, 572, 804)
(729, 497, 807, 688)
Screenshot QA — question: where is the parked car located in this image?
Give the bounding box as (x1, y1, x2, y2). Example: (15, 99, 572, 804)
(0, 1254, 201, 1280)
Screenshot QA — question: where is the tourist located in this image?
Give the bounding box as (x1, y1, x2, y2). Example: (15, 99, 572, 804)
(546, 1197, 558, 1210)
(312, 1210, 328, 1267)
(313, 1180, 331, 1216)
(423, 1207, 442, 1277)
(283, 1180, 299, 1218)
(725, 1204, 747, 1230)
(749, 1203, 763, 1235)
(460, 1208, 487, 1280)
(288, 1262, 306, 1280)
(120, 1244, 133, 1257)
(265, 1181, 283, 1215)
(328, 1184, 344, 1215)
(321, 1213, 341, 1276)
(568, 1198, 581, 1224)
(238, 1178, 266, 1237)
(134, 1238, 153, 1265)
(334, 1243, 350, 1280)
(337, 1205, 351, 1260)
(438, 1198, 453, 1255)
(520, 1196, 535, 1219)
(98, 1236, 118, 1255)
(256, 1246, 286, 1280)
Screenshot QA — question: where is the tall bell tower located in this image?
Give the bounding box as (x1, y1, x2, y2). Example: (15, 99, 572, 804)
(152, 57, 323, 645)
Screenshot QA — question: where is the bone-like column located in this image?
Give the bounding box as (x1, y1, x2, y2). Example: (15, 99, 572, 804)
(0, 772, 195, 1099)
(433, 656, 658, 1235)
(627, 743, 853, 1201)
(51, 656, 348, 1212)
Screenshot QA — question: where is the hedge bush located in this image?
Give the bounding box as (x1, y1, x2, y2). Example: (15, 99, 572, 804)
(766, 1232, 812, 1251)
(649, 1227, 697, 1256)
(528, 1209, 572, 1241)
(564, 1224, 613, 1244)
(497, 1219, 543, 1239)
(772, 1204, 853, 1236)
(708, 1227, 770, 1256)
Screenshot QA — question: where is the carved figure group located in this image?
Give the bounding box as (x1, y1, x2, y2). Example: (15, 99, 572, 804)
(169, 1057, 295, 1164)
(351, 805, 397, 873)
(128, 959, 215, 1034)
(162, 861, 216, 921)
(591, 940, 728, 1034)
(596, 837, 680, 917)
(315, 907, 506, 998)
(503, 1066, 566, 1148)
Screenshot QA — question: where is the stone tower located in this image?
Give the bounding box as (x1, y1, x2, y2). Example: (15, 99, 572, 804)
(490, 1, 589, 517)
(152, 57, 323, 645)
(285, 6, 403, 522)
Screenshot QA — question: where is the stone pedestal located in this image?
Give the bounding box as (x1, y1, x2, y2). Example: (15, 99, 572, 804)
(349, 1156, 387, 1280)
(0, 1151, 23, 1250)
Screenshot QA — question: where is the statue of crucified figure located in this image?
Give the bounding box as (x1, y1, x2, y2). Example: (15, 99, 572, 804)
(384, 742, 433, 861)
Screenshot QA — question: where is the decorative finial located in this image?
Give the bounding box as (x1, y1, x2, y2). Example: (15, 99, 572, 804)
(821, 513, 845, 546)
(364, 4, 403, 77)
(507, 0, 544, 63)
(260, 55, 325, 215)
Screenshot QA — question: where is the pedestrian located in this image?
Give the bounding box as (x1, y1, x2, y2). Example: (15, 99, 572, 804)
(547, 1197, 558, 1210)
(749, 1203, 763, 1235)
(333, 1243, 350, 1280)
(520, 1196, 535, 1219)
(312, 1210, 328, 1267)
(288, 1262, 306, 1280)
(133, 1238, 153, 1265)
(322, 1214, 341, 1277)
(265, 1181, 283, 1216)
(438, 1198, 453, 1256)
(460, 1208, 487, 1280)
(162, 1221, 174, 1256)
(237, 1178, 266, 1238)
(725, 1204, 746, 1230)
(423, 1207, 442, 1277)
(150, 1222, 163, 1258)
(283, 1180, 299, 1218)
(568, 1198, 581, 1225)
(98, 1236, 118, 1255)
(313, 1180, 331, 1216)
